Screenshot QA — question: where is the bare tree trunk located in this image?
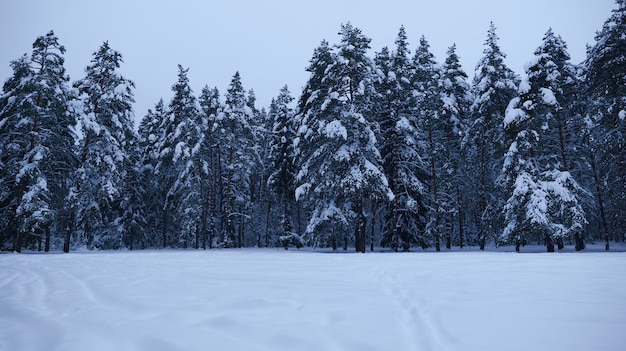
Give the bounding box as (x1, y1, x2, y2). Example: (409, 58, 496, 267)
(370, 201, 376, 252)
(457, 185, 464, 249)
(590, 154, 610, 250)
(63, 212, 74, 253)
(355, 201, 367, 253)
(545, 234, 555, 252)
(446, 212, 452, 250)
(44, 225, 51, 252)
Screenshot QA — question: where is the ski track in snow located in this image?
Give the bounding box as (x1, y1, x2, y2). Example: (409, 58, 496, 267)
(377, 270, 452, 351)
(1, 249, 626, 351)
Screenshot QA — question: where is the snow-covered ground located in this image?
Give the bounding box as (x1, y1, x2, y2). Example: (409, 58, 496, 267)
(1, 248, 625, 351)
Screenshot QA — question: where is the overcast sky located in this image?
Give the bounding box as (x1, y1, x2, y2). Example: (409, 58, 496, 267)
(0, 0, 617, 125)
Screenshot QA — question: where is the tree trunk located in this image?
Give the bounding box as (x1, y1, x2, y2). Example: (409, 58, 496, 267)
(478, 137, 487, 251)
(557, 237, 564, 250)
(457, 185, 464, 249)
(162, 208, 168, 249)
(63, 212, 73, 253)
(446, 212, 452, 250)
(355, 206, 367, 253)
(44, 225, 51, 252)
(200, 177, 207, 250)
(574, 233, 585, 251)
(590, 154, 610, 250)
(545, 234, 555, 252)
(237, 206, 244, 248)
(264, 198, 272, 248)
(370, 201, 376, 252)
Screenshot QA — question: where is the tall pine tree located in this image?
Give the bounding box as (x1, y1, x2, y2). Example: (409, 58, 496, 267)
(583, 0, 626, 248)
(296, 23, 392, 252)
(0, 31, 78, 252)
(267, 85, 299, 248)
(467, 23, 519, 250)
(71, 41, 136, 250)
(501, 29, 587, 252)
(375, 26, 429, 251)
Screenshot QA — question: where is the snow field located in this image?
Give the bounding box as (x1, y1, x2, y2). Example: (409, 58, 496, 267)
(1, 250, 625, 351)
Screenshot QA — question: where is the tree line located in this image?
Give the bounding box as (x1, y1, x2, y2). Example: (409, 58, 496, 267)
(1, 1, 624, 253)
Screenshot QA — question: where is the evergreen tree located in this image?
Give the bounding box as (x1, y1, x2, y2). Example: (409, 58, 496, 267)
(199, 85, 221, 248)
(441, 44, 473, 248)
(119, 132, 145, 250)
(214, 72, 255, 247)
(0, 31, 77, 252)
(245, 87, 267, 248)
(375, 27, 429, 251)
(0, 55, 38, 251)
(137, 98, 167, 248)
(467, 23, 519, 250)
(71, 41, 136, 250)
(413, 35, 446, 251)
(583, 0, 626, 249)
(158, 65, 205, 248)
(501, 29, 587, 252)
(267, 85, 299, 248)
(296, 23, 392, 252)
(294, 40, 335, 241)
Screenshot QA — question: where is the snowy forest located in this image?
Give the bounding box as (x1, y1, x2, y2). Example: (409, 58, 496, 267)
(1, 2, 624, 254)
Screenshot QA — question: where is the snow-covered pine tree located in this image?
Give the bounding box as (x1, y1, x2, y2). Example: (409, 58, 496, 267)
(501, 29, 587, 252)
(213, 72, 255, 248)
(441, 44, 473, 248)
(375, 26, 429, 251)
(253, 103, 276, 248)
(0, 55, 39, 251)
(245, 88, 268, 247)
(119, 130, 145, 250)
(296, 23, 392, 252)
(413, 35, 447, 251)
(71, 41, 136, 250)
(294, 40, 335, 242)
(199, 85, 221, 248)
(467, 22, 519, 250)
(583, 0, 626, 249)
(137, 98, 167, 248)
(267, 85, 299, 249)
(160, 65, 206, 248)
(0, 31, 78, 252)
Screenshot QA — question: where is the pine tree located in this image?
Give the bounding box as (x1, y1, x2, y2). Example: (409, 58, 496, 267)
(501, 29, 587, 252)
(375, 27, 429, 251)
(214, 72, 255, 247)
(441, 44, 473, 248)
(137, 98, 167, 248)
(199, 86, 221, 248)
(296, 23, 392, 252)
(0, 31, 78, 252)
(119, 132, 145, 250)
(467, 23, 519, 250)
(267, 85, 299, 248)
(71, 41, 136, 250)
(294, 40, 335, 242)
(157, 65, 205, 248)
(583, 0, 626, 249)
(245, 87, 267, 248)
(0, 55, 38, 251)
(413, 35, 446, 251)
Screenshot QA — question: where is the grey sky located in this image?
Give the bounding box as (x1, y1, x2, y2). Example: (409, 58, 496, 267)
(0, 0, 616, 124)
